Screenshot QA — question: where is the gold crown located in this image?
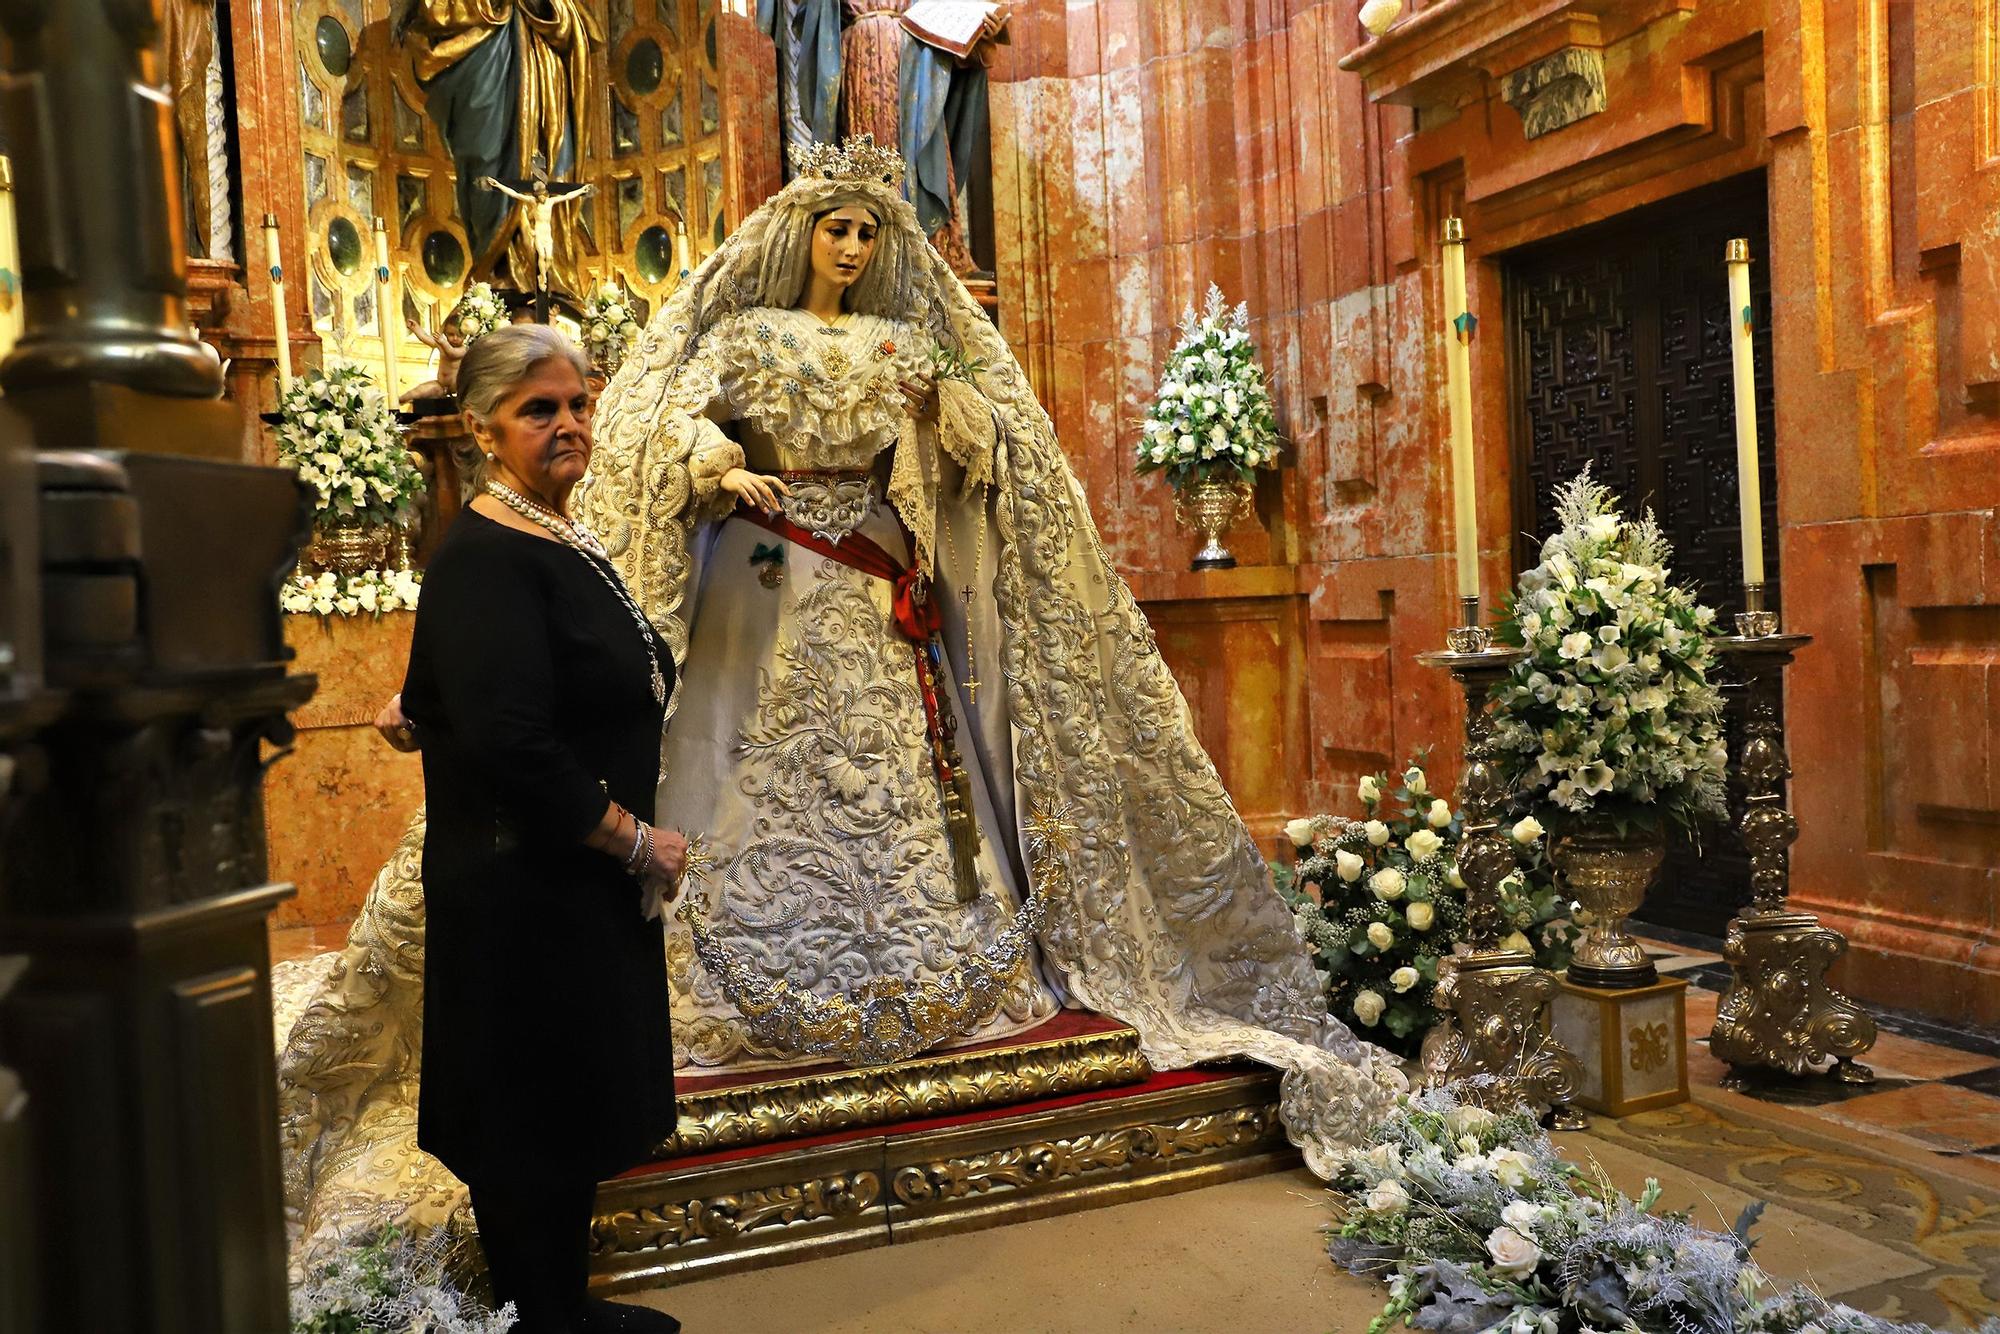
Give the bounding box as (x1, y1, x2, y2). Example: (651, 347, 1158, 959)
(788, 134, 905, 188)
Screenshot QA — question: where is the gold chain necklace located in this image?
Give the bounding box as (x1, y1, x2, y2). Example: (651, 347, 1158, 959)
(486, 481, 666, 708)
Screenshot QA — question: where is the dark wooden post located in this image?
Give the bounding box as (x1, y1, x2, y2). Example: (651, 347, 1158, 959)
(0, 1, 316, 1328)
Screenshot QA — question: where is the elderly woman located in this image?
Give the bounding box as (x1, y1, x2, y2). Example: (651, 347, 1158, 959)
(391, 323, 684, 1334)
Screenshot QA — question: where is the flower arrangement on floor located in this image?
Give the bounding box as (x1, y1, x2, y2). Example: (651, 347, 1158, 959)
(455, 281, 506, 344)
(291, 1225, 513, 1333)
(280, 567, 422, 618)
(1490, 468, 1728, 836)
(1327, 1081, 1990, 1334)
(275, 365, 425, 531)
(580, 281, 641, 373)
(1276, 761, 1578, 1055)
(1134, 283, 1281, 487)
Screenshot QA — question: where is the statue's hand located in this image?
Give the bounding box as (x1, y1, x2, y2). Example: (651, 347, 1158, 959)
(720, 468, 792, 514)
(899, 373, 940, 421)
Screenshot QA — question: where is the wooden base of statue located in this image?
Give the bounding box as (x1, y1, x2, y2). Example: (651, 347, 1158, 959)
(406, 413, 478, 565)
(587, 1019, 1293, 1290)
(1549, 973, 1690, 1117)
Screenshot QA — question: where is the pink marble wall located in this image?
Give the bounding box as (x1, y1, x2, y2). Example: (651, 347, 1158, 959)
(990, 0, 2000, 1022)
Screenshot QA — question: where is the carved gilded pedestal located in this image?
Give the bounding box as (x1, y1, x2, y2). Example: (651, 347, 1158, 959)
(1710, 630, 1877, 1086)
(1417, 619, 1585, 1128)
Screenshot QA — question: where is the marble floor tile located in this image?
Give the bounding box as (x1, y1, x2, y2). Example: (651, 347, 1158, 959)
(1817, 1083, 2000, 1152)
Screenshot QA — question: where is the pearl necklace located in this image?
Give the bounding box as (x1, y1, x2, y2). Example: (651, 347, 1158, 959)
(486, 481, 667, 708)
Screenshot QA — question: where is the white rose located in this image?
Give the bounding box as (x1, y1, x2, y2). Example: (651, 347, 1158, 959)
(1405, 901, 1435, 931)
(1366, 922, 1394, 950)
(1284, 818, 1315, 848)
(1352, 990, 1386, 1025)
(1358, 775, 1382, 804)
(1365, 1178, 1409, 1213)
(1364, 820, 1391, 847)
(1390, 966, 1419, 993)
(1445, 1105, 1495, 1136)
(1335, 850, 1365, 883)
(1426, 799, 1452, 828)
(1404, 830, 1443, 863)
(1511, 815, 1545, 844)
(1370, 868, 1406, 902)
(1501, 1199, 1550, 1237)
(1488, 1147, 1535, 1188)
(1585, 513, 1622, 543)
(1486, 1225, 1542, 1278)
(1403, 767, 1428, 795)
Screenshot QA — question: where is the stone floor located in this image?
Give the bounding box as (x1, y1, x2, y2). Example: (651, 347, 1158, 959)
(1642, 929, 2000, 1164)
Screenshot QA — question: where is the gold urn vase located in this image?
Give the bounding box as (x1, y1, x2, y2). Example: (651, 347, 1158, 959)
(303, 520, 393, 578)
(1553, 821, 1665, 989)
(1172, 478, 1254, 571)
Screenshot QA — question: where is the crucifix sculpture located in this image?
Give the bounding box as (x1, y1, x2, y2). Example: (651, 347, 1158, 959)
(477, 162, 593, 322)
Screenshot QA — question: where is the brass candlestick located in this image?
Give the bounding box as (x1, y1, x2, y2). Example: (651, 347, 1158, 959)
(1418, 619, 1586, 1129)
(1710, 606, 1877, 1086)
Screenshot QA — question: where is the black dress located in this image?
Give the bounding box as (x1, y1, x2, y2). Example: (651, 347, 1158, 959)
(402, 507, 675, 1189)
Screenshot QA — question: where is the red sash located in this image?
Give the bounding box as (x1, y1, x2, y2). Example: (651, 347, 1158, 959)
(733, 504, 941, 643)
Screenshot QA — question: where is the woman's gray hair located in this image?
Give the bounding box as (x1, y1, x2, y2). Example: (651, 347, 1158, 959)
(457, 323, 591, 424)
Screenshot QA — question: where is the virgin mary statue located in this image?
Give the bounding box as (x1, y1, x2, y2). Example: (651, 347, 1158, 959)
(276, 136, 1403, 1263)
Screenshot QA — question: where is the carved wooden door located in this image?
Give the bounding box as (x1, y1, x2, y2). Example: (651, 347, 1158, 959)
(1504, 175, 1777, 939)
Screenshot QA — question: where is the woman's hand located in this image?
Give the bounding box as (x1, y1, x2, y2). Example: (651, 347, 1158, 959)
(637, 826, 690, 921)
(719, 467, 791, 514)
(374, 693, 420, 752)
(899, 373, 939, 421)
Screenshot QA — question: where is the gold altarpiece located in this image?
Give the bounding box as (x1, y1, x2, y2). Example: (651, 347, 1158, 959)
(286, 0, 772, 372)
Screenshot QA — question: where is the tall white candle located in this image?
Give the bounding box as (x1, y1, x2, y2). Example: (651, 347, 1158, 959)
(0, 156, 22, 363)
(264, 213, 292, 393)
(373, 217, 399, 405)
(1441, 217, 1479, 602)
(1725, 238, 1764, 586)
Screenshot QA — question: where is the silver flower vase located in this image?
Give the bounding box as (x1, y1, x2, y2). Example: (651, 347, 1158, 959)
(1173, 478, 1254, 571)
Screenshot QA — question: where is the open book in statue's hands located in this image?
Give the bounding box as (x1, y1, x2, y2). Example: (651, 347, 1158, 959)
(901, 1, 1011, 61)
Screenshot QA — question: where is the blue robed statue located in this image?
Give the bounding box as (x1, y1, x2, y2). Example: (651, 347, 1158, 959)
(394, 0, 602, 297)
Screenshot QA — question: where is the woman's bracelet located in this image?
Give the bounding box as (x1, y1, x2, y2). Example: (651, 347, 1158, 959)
(623, 817, 648, 873)
(630, 825, 656, 881)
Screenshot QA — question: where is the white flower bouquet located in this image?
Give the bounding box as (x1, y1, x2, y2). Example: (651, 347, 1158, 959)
(1134, 284, 1281, 488)
(455, 280, 505, 344)
(1277, 760, 1578, 1052)
(273, 365, 425, 531)
(1490, 468, 1729, 837)
(581, 281, 641, 369)
(280, 568, 422, 619)
(1328, 1082, 1974, 1334)
(291, 1225, 514, 1333)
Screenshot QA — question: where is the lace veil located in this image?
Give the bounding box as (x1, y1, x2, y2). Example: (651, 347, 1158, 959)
(577, 148, 1407, 1170)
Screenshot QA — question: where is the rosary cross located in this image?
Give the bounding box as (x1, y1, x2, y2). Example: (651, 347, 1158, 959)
(958, 584, 982, 702)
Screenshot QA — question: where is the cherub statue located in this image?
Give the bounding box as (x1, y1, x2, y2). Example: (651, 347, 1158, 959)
(477, 172, 594, 302)
(398, 314, 466, 403)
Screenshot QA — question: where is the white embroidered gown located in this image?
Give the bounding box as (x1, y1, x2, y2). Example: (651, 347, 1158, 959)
(658, 305, 1062, 1070)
